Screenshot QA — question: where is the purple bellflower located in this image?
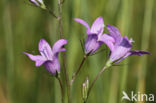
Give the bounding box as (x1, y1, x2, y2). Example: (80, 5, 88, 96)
(74, 17, 114, 55)
(102, 25, 151, 65)
(24, 39, 67, 76)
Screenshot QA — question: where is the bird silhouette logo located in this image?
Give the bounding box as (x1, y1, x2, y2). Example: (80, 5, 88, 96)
(122, 91, 131, 101)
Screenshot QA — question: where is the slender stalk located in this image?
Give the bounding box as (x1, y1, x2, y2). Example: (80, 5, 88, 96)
(57, 0, 71, 103)
(62, 54, 71, 103)
(70, 55, 87, 85)
(58, 0, 63, 38)
(56, 76, 64, 103)
(46, 8, 58, 19)
(85, 66, 109, 102)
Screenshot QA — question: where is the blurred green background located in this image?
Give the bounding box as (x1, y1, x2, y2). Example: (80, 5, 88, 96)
(0, 0, 156, 103)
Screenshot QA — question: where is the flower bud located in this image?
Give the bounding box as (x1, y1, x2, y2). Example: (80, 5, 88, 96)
(82, 83, 87, 100)
(82, 77, 89, 101)
(29, 0, 46, 9)
(86, 77, 89, 90)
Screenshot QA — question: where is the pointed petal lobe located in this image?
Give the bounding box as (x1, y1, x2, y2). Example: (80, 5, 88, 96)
(119, 36, 132, 48)
(38, 39, 53, 60)
(52, 39, 67, 55)
(114, 50, 151, 64)
(74, 18, 90, 34)
(107, 25, 122, 45)
(24, 52, 46, 67)
(129, 50, 152, 56)
(90, 17, 104, 35)
(98, 33, 115, 51)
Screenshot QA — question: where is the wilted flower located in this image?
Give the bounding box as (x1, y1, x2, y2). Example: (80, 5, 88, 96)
(29, 0, 46, 9)
(74, 17, 113, 55)
(24, 39, 67, 76)
(102, 25, 151, 65)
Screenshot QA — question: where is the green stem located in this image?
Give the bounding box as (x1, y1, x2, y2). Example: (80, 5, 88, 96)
(57, 0, 71, 103)
(57, 76, 64, 103)
(85, 65, 109, 102)
(70, 55, 87, 85)
(58, 0, 63, 38)
(46, 8, 58, 19)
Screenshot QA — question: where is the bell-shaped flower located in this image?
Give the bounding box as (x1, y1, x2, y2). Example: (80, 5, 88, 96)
(102, 25, 151, 64)
(24, 39, 67, 76)
(74, 17, 114, 55)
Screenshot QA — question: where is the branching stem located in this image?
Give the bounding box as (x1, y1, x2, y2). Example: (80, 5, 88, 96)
(70, 55, 88, 85)
(85, 66, 109, 102)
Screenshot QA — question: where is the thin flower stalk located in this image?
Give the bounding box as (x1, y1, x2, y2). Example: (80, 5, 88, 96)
(84, 61, 111, 103)
(70, 55, 88, 85)
(29, 0, 58, 19)
(46, 8, 58, 19)
(57, 0, 71, 102)
(56, 75, 64, 103)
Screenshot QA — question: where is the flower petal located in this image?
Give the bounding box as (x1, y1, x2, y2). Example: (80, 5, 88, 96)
(113, 52, 131, 64)
(107, 25, 122, 45)
(90, 17, 104, 35)
(129, 50, 152, 56)
(38, 0, 44, 4)
(119, 36, 132, 48)
(38, 39, 53, 60)
(114, 50, 151, 64)
(44, 58, 60, 76)
(29, 0, 40, 6)
(110, 46, 130, 62)
(74, 18, 90, 34)
(110, 37, 132, 62)
(85, 34, 101, 54)
(52, 39, 67, 55)
(24, 52, 46, 67)
(98, 33, 115, 51)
